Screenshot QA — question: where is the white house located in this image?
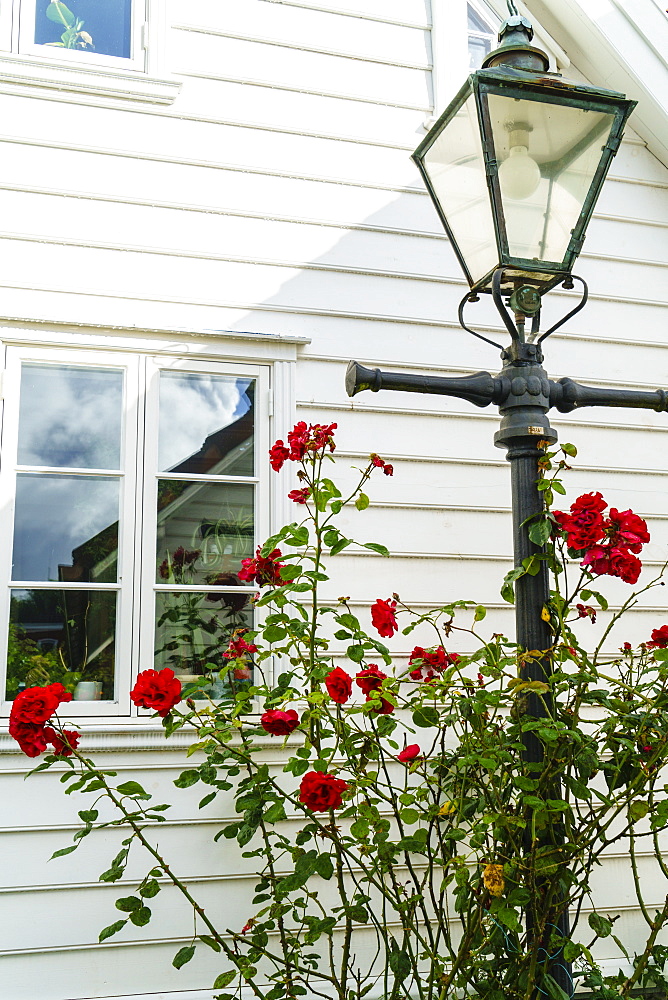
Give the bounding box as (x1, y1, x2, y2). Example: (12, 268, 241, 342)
(0, 2, 667, 998)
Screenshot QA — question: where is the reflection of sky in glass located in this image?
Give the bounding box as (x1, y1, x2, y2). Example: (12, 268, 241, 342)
(158, 374, 252, 473)
(18, 365, 123, 469)
(34, 0, 132, 59)
(12, 475, 119, 582)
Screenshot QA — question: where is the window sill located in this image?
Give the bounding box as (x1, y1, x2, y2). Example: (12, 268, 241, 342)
(0, 51, 181, 107)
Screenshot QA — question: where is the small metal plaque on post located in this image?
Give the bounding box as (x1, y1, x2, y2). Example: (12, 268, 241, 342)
(527, 425, 543, 434)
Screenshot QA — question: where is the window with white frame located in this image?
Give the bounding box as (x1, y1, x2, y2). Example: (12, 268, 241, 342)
(467, 2, 497, 70)
(0, 347, 269, 718)
(2, 0, 148, 71)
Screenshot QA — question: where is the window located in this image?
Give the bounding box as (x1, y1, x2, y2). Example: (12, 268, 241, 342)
(0, 348, 269, 718)
(467, 2, 497, 70)
(13, 0, 145, 70)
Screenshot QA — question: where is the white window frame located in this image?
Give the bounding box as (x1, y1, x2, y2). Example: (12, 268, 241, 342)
(0, 0, 180, 107)
(0, 346, 271, 720)
(14, 0, 147, 73)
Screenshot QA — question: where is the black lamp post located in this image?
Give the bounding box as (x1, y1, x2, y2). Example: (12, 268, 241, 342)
(345, 5, 666, 996)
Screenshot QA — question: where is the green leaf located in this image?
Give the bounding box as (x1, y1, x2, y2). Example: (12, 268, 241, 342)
(99, 919, 127, 943)
(563, 940, 583, 963)
(116, 781, 151, 799)
(115, 896, 141, 912)
(130, 906, 152, 927)
(46, 2, 75, 27)
(474, 605, 487, 622)
(78, 809, 98, 823)
(139, 879, 161, 898)
(629, 800, 649, 822)
(263, 801, 286, 824)
(364, 542, 389, 557)
(355, 493, 370, 511)
(389, 943, 411, 981)
(50, 844, 78, 859)
(562, 442, 577, 457)
(330, 537, 351, 556)
(528, 519, 551, 546)
(173, 945, 196, 969)
(496, 906, 521, 932)
(199, 935, 221, 953)
(337, 613, 360, 631)
(347, 644, 365, 663)
(552, 481, 567, 495)
(400, 808, 419, 825)
(542, 973, 571, 1000)
(279, 564, 301, 582)
(174, 770, 200, 788)
(214, 971, 237, 989)
(263, 625, 288, 643)
(412, 706, 439, 728)
(587, 589, 609, 611)
(588, 912, 612, 938)
(315, 853, 334, 879)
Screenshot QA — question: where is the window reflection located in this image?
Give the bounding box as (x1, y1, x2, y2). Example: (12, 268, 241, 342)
(18, 364, 123, 469)
(156, 480, 254, 584)
(7, 589, 116, 701)
(34, 0, 132, 59)
(13, 474, 119, 583)
(159, 373, 254, 476)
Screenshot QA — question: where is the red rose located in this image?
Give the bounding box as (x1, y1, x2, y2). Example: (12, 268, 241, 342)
(371, 599, 398, 638)
(288, 488, 311, 505)
(130, 668, 182, 717)
(408, 645, 459, 681)
(355, 665, 386, 694)
(44, 726, 80, 757)
(299, 771, 349, 811)
(555, 492, 607, 551)
(397, 744, 421, 762)
(608, 546, 642, 585)
(8, 720, 48, 758)
(366, 694, 395, 715)
(576, 604, 596, 623)
(370, 454, 393, 476)
(287, 422, 337, 461)
(608, 508, 650, 553)
(324, 667, 353, 704)
(269, 441, 290, 472)
(261, 709, 300, 736)
(649, 626, 668, 649)
(10, 683, 72, 725)
(223, 632, 258, 660)
(571, 492, 607, 516)
(238, 547, 284, 587)
(383, 464, 394, 476)
(581, 545, 611, 576)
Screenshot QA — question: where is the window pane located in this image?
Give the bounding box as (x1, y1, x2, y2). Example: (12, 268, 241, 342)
(18, 364, 123, 469)
(13, 474, 119, 583)
(159, 373, 255, 477)
(156, 480, 254, 584)
(467, 3, 494, 33)
(34, 0, 132, 59)
(7, 589, 117, 700)
(155, 591, 254, 696)
(468, 36, 491, 69)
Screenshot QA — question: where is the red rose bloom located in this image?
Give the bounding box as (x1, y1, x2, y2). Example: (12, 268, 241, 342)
(10, 683, 72, 725)
(324, 667, 353, 704)
(288, 488, 311, 505)
(261, 709, 300, 736)
(581, 545, 611, 576)
(299, 770, 349, 811)
(269, 441, 290, 472)
(383, 464, 394, 476)
(371, 599, 398, 638)
(397, 744, 421, 762)
(554, 492, 607, 551)
(608, 546, 642, 585)
(44, 726, 80, 757)
(8, 720, 48, 758)
(223, 632, 258, 660)
(238, 547, 284, 587)
(355, 665, 386, 694)
(130, 668, 182, 717)
(408, 645, 459, 681)
(649, 626, 668, 649)
(370, 454, 394, 476)
(576, 604, 596, 623)
(366, 694, 395, 715)
(608, 508, 650, 553)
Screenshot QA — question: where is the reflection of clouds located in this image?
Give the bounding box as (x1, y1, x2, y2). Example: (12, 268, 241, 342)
(159, 374, 249, 472)
(18, 365, 123, 469)
(13, 475, 119, 581)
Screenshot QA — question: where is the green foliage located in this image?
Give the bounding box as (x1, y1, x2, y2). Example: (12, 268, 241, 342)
(36, 438, 668, 1000)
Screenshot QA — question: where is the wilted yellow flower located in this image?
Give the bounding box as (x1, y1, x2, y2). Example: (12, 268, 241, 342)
(438, 801, 455, 816)
(482, 863, 505, 897)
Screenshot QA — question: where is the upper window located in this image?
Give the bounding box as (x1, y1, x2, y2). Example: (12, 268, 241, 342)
(0, 348, 270, 718)
(7, 0, 147, 71)
(467, 2, 497, 70)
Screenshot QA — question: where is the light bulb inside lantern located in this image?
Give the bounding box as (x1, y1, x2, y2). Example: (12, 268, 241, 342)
(498, 145, 542, 200)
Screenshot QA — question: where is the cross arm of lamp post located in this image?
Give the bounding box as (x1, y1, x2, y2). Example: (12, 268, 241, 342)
(347, 360, 668, 418)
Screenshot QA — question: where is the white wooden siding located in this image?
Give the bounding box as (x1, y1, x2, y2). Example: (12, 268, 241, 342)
(0, 0, 667, 996)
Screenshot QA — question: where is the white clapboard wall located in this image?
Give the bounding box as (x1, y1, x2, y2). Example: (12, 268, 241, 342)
(0, 0, 667, 997)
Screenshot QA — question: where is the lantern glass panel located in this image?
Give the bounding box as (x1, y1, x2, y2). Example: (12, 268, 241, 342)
(421, 92, 498, 284)
(487, 94, 615, 264)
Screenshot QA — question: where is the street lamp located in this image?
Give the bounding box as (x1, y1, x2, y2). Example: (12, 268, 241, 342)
(345, 4, 665, 997)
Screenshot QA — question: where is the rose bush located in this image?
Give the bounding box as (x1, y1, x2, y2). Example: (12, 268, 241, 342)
(14, 430, 668, 1000)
